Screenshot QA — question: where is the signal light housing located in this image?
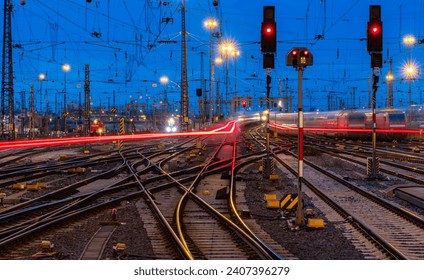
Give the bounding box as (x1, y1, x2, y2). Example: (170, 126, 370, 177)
(367, 20, 383, 52)
(261, 6, 276, 53)
(261, 20, 277, 53)
(286, 48, 313, 67)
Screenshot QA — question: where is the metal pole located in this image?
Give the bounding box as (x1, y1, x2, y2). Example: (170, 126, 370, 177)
(370, 67, 379, 179)
(1, 0, 15, 139)
(387, 59, 393, 108)
(296, 66, 304, 226)
(199, 51, 205, 128)
(29, 85, 34, 139)
(225, 53, 229, 117)
(274, 108, 277, 137)
(180, 0, 189, 131)
(265, 68, 271, 178)
(234, 58, 237, 115)
(209, 32, 214, 124)
(84, 64, 90, 136)
(408, 46, 412, 106)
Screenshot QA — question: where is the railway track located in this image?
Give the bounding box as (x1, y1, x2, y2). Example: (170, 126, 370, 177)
(0, 132, 286, 260)
(278, 153, 424, 259)
(249, 125, 424, 259)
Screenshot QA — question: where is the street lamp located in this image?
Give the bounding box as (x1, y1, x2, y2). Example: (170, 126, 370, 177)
(62, 63, 71, 132)
(38, 73, 46, 113)
(214, 56, 223, 117)
(159, 76, 172, 114)
(403, 35, 416, 105)
(204, 18, 218, 124)
(160, 75, 180, 88)
(160, 75, 181, 127)
(231, 49, 240, 115)
(386, 69, 394, 108)
(219, 40, 236, 117)
(62, 63, 71, 113)
(402, 60, 419, 106)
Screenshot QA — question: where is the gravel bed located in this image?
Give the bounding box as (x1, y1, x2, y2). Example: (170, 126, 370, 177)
(2, 140, 423, 260)
(101, 202, 155, 260)
(308, 152, 424, 217)
(243, 163, 365, 260)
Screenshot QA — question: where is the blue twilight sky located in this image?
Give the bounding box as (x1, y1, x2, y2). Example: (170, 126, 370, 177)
(6, 0, 424, 114)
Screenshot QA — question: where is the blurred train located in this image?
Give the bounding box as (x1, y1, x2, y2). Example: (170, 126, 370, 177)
(271, 109, 407, 140)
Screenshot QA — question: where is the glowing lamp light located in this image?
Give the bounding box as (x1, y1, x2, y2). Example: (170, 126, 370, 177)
(203, 18, 218, 30)
(371, 26, 380, 34)
(403, 35, 416, 46)
(62, 63, 71, 72)
(402, 61, 420, 80)
(159, 75, 169, 84)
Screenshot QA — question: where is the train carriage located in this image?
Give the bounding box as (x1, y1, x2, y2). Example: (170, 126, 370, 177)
(273, 109, 407, 141)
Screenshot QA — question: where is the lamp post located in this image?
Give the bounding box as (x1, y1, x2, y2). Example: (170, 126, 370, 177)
(214, 56, 223, 117)
(386, 59, 394, 108)
(204, 18, 218, 124)
(160, 75, 181, 129)
(402, 62, 419, 108)
(159, 76, 170, 114)
(219, 40, 235, 117)
(38, 73, 45, 113)
(403, 35, 416, 106)
(62, 63, 71, 132)
(231, 49, 240, 115)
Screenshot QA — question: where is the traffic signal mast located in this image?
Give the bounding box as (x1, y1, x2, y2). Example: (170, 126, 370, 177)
(286, 47, 313, 227)
(260, 6, 276, 181)
(366, 5, 383, 180)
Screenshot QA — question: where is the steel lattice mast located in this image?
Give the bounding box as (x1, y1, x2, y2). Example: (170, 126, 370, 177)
(1, 0, 15, 139)
(84, 64, 91, 136)
(180, 0, 189, 131)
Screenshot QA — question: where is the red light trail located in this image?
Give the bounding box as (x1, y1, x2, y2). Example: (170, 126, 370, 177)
(272, 123, 422, 135)
(0, 121, 239, 151)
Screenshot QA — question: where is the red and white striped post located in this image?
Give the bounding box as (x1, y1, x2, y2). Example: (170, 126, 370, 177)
(296, 66, 305, 226)
(286, 48, 313, 226)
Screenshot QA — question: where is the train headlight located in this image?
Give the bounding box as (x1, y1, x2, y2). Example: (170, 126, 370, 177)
(166, 126, 172, 133)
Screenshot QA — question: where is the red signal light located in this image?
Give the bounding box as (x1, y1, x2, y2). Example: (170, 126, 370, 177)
(242, 100, 247, 107)
(263, 24, 274, 35)
(370, 25, 381, 35)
